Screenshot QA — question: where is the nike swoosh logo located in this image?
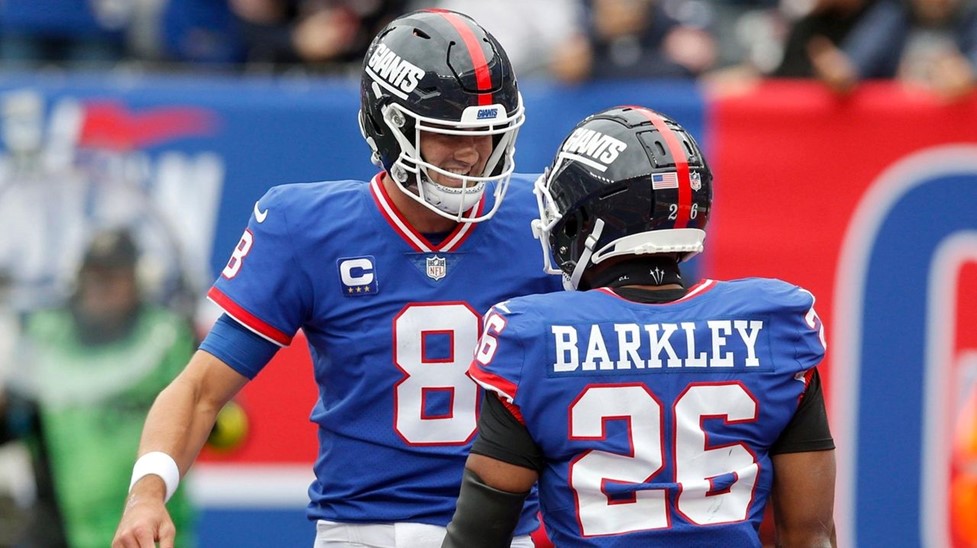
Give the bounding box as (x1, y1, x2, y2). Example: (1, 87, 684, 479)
(254, 201, 269, 223)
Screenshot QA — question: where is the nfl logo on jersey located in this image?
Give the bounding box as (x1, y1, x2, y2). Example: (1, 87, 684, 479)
(426, 255, 446, 280)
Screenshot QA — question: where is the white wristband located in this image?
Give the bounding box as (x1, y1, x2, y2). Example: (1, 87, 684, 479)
(129, 451, 180, 503)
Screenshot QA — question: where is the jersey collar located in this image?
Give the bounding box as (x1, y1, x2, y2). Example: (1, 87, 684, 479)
(370, 173, 482, 252)
(595, 278, 717, 303)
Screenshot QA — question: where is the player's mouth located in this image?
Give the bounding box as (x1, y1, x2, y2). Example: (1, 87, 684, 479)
(445, 166, 474, 176)
(435, 166, 477, 186)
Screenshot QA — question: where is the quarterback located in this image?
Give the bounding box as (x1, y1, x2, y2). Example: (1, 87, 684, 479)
(112, 10, 561, 548)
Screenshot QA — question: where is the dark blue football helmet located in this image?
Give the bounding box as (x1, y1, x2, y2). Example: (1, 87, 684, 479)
(358, 9, 524, 222)
(532, 106, 713, 289)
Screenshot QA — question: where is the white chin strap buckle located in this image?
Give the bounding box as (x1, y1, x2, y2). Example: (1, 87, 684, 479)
(567, 218, 605, 290)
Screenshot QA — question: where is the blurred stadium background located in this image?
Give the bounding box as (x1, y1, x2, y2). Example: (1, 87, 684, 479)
(0, 0, 975, 546)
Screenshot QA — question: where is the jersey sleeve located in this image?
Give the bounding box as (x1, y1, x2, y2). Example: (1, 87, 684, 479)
(788, 285, 827, 372)
(207, 185, 313, 347)
(760, 280, 827, 375)
(770, 368, 836, 454)
(471, 392, 545, 472)
(467, 301, 529, 404)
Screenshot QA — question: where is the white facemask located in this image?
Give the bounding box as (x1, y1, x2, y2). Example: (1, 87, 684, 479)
(378, 99, 525, 223)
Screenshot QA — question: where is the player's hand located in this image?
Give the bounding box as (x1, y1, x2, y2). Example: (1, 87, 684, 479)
(112, 478, 176, 548)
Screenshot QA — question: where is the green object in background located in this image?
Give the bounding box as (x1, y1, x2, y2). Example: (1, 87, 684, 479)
(18, 305, 197, 548)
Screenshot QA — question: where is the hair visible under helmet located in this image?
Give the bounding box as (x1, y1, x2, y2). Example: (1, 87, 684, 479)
(358, 9, 525, 223)
(531, 106, 713, 290)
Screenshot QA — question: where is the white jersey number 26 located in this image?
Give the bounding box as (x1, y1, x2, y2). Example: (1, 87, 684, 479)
(570, 383, 759, 535)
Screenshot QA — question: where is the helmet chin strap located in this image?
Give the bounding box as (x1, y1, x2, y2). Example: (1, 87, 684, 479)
(566, 218, 605, 291)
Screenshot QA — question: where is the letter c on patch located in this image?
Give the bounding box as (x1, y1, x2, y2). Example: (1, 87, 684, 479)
(340, 258, 374, 286)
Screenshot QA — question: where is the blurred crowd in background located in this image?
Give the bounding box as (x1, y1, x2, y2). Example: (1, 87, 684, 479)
(0, 0, 973, 99)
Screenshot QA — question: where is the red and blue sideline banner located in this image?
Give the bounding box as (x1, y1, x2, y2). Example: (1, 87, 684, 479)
(711, 81, 977, 547)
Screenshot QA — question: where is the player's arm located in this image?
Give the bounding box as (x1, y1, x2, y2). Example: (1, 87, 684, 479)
(114, 314, 278, 548)
(114, 350, 248, 548)
(771, 449, 836, 547)
(141, 350, 249, 473)
(769, 369, 837, 547)
(443, 393, 541, 548)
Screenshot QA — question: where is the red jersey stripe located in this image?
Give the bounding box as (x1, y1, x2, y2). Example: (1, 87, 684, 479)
(469, 362, 518, 403)
(370, 173, 480, 252)
(208, 287, 292, 346)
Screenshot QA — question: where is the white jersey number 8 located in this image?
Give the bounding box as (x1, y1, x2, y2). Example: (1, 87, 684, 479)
(393, 303, 481, 445)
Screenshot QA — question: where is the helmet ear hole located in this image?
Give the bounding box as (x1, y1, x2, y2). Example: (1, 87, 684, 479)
(563, 216, 578, 239)
(562, 208, 590, 240)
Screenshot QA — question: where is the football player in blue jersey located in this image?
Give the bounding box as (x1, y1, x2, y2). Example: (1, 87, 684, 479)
(112, 9, 562, 548)
(442, 106, 837, 548)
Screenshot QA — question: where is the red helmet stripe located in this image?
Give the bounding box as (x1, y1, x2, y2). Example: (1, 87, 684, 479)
(432, 10, 494, 106)
(634, 108, 692, 229)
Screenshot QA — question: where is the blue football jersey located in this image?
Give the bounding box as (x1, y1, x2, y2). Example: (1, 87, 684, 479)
(208, 173, 561, 529)
(469, 278, 827, 547)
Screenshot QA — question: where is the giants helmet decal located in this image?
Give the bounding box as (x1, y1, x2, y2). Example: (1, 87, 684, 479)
(531, 106, 713, 290)
(358, 9, 525, 222)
